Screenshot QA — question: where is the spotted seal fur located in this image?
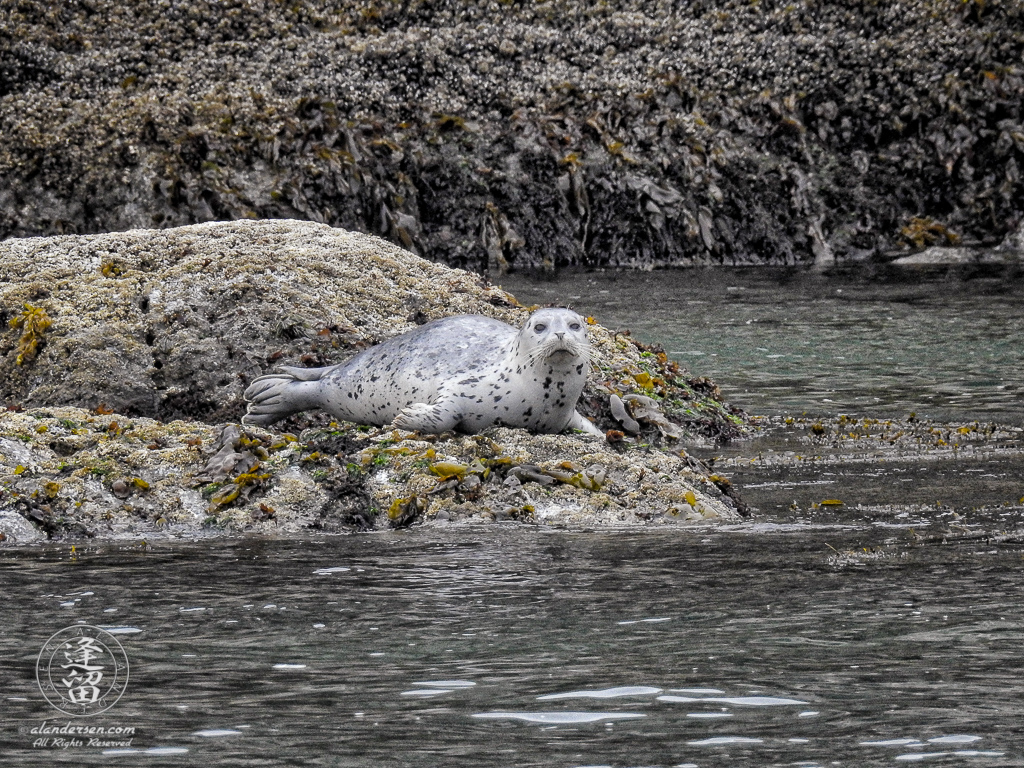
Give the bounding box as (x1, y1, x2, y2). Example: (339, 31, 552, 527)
(242, 308, 604, 437)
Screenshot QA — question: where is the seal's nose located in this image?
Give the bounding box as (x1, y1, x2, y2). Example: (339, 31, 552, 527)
(555, 332, 564, 340)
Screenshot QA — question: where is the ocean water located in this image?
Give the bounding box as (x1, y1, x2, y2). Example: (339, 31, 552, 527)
(497, 266, 1024, 425)
(2, 531, 1022, 767)
(2, 266, 1022, 766)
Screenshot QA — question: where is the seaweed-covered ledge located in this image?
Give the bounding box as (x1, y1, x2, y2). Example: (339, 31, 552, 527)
(0, 220, 747, 542)
(0, 407, 739, 544)
(2, 1, 1022, 268)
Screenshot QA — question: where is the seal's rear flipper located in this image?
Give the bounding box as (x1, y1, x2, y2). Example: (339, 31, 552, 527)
(242, 366, 328, 426)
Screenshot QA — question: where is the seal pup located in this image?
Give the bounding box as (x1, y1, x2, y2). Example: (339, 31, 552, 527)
(242, 308, 604, 438)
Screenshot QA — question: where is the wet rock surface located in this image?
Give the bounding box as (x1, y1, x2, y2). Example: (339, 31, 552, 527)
(890, 222, 1024, 265)
(2, 1, 1022, 268)
(707, 414, 1024, 525)
(0, 220, 747, 542)
(0, 406, 739, 544)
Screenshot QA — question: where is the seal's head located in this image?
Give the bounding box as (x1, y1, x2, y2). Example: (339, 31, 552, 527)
(519, 308, 590, 366)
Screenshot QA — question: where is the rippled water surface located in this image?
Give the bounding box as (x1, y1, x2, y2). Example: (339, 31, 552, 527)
(3, 267, 1023, 766)
(3, 531, 1023, 766)
(497, 267, 1024, 424)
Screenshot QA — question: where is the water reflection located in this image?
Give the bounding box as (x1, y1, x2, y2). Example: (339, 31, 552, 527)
(859, 734, 1005, 763)
(472, 712, 647, 724)
(193, 729, 244, 737)
(657, 695, 808, 706)
(538, 687, 663, 700)
(105, 746, 191, 756)
(893, 753, 1004, 761)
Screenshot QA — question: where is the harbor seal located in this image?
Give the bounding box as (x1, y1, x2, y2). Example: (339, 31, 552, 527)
(242, 308, 604, 437)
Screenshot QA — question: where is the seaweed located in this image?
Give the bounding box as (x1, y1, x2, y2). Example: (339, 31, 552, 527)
(8, 304, 52, 366)
(900, 216, 961, 249)
(1, 0, 1021, 266)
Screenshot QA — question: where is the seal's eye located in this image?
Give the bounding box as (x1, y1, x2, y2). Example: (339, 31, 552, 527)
(534, 323, 547, 332)
(569, 322, 581, 330)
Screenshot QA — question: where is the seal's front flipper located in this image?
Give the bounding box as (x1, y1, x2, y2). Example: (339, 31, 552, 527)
(242, 366, 327, 426)
(392, 400, 463, 434)
(566, 410, 605, 439)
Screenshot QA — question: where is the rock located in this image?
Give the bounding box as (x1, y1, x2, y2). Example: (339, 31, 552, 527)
(995, 223, 1024, 257)
(0, 510, 45, 545)
(890, 245, 1024, 266)
(0, 406, 739, 544)
(0, 1, 1021, 268)
(359, 425, 737, 527)
(890, 246, 984, 266)
(0, 220, 744, 439)
(0, 220, 748, 542)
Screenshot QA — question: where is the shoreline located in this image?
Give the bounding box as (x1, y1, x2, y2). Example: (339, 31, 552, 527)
(3, 0, 1022, 268)
(2, 221, 1020, 546)
(3, 410, 1021, 547)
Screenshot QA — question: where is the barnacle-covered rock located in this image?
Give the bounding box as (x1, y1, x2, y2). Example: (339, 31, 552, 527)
(0, 407, 740, 543)
(356, 426, 736, 528)
(0, 0, 1021, 267)
(0, 219, 745, 441)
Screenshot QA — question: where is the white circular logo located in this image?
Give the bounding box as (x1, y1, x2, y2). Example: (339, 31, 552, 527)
(36, 626, 130, 716)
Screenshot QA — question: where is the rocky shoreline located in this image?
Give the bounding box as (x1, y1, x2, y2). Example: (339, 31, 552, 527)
(2, 0, 1022, 268)
(0, 406, 742, 544)
(0, 220, 747, 544)
(708, 413, 1024, 562)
